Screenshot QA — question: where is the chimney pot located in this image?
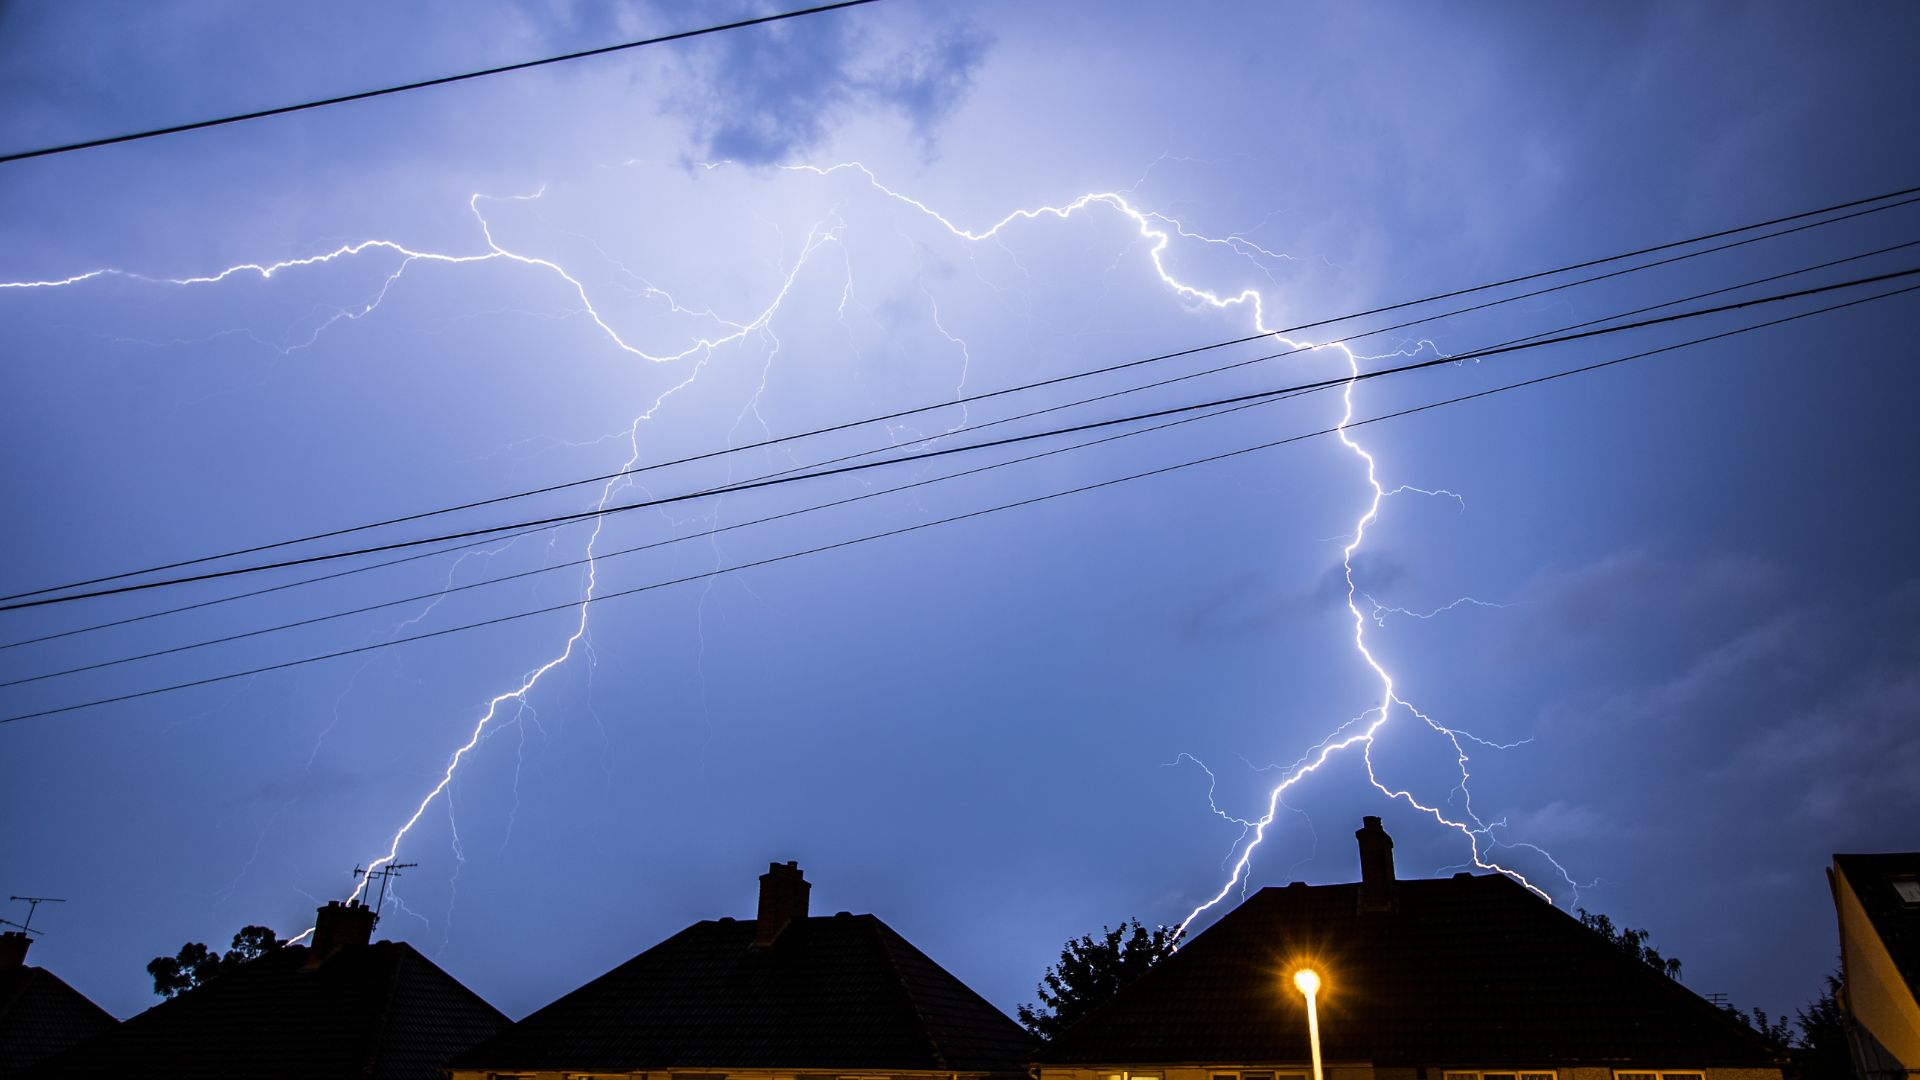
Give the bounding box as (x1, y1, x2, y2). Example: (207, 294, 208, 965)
(754, 861, 810, 948)
(306, 900, 375, 969)
(1356, 816, 1396, 912)
(0, 931, 30, 969)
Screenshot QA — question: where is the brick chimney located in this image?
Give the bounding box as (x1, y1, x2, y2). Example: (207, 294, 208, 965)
(1356, 816, 1396, 912)
(754, 861, 810, 948)
(305, 900, 375, 969)
(0, 931, 29, 969)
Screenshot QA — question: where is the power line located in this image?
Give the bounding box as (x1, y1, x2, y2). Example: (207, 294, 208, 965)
(0, 1, 886, 166)
(14, 219, 1903, 657)
(4, 263, 1912, 616)
(13, 238, 1913, 684)
(8, 278, 1912, 726)
(0, 398, 1280, 688)
(5, 182, 1914, 606)
(33, 268, 1920, 623)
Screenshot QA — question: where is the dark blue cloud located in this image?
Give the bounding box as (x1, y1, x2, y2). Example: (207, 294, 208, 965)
(672, 12, 989, 164)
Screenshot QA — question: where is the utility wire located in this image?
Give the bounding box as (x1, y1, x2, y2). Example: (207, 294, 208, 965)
(11, 231, 1911, 659)
(8, 278, 1913, 726)
(0, 399, 1279, 688)
(3, 263, 1914, 616)
(5, 182, 1915, 606)
(0, 1, 885, 166)
(13, 236, 1912, 682)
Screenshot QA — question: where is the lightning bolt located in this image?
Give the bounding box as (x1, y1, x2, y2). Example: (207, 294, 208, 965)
(1169, 332, 1572, 940)
(2, 159, 1571, 941)
(1366, 595, 1510, 626)
(342, 211, 853, 913)
(773, 162, 1576, 934)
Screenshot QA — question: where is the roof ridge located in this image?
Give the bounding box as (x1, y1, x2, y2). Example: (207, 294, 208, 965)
(362, 940, 409, 1077)
(1525, 883, 1788, 1059)
(865, 915, 950, 1071)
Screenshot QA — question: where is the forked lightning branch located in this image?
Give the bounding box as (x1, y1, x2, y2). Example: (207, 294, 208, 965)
(0, 162, 1573, 937)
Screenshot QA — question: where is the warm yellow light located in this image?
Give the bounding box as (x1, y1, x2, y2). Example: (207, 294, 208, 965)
(1292, 967, 1325, 1080)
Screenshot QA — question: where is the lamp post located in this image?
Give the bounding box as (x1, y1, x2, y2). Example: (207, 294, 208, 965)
(1292, 969, 1324, 1080)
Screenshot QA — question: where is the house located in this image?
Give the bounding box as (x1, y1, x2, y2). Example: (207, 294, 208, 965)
(0, 930, 117, 1078)
(21, 899, 509, 1079)
(1034, 817, 1785, 1080)
(1828, 851, 1920, 1079)
(449, 861, 1036, 1080)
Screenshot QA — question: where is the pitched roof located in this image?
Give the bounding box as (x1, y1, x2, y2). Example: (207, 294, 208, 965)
(454, 913, 1036, 1075)
(0, 964, 117, 1078)
(1833, 851, 1920, 996)
(20, 940, 508, 1080)
(1036, 874, 1783, 1067)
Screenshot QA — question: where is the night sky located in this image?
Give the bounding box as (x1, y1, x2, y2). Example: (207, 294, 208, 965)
(4, 1, 1919, 1027)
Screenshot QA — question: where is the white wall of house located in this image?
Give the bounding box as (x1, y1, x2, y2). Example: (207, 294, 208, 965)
(1833, 865, 1920, 1072)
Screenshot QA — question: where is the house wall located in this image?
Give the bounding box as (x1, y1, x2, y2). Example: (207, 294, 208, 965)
(1567, 1069, 1781, 1080)
(1834, 865, 1920, 1069)
(449, 1060, 990, 1068)
(1038, 1066, 1779, 1080)
(1035, 1064, 1373, 1080)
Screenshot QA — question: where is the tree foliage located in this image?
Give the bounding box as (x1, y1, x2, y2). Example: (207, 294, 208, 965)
(1792, 970, 1851, 1079)
(1725, 1003, 1794, 1045)
(1018, 918, 1177, 1040)
(147, 924, 286, 998)
(1579, 908, 1850, 1063)
(1577, 908, 1683, 981)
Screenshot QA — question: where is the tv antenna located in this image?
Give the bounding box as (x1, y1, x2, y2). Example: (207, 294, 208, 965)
(351, 864, 416, 921)
(5, 896, 66, 936)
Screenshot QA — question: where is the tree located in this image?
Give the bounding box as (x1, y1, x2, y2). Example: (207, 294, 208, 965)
(1018, 919, 1177, 1039)
(1577, 908, 1683, 980)
(1725, 1003, 1793, 1045)
(1794, 969, 1852, 1080)
(147, 924, 287, 998)
(1578, 910, 1851, 1064)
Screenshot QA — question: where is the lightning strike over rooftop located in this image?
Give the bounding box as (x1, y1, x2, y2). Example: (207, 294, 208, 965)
(5, 5, 1917, 1029)
(0, 159, 1573, 938)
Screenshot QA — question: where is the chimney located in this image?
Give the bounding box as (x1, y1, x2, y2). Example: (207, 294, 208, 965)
(0, 931, 30, 969)
(305, 900, 375, 969)
(754, 861, 810, 948)
(1356, 816, 1396, 912)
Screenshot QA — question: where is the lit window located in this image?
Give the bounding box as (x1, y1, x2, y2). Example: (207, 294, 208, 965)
(1615, 1071, 1702, 1080)
(1893, 878, 1920, 904)
(1445, 1070, 1556, 1080)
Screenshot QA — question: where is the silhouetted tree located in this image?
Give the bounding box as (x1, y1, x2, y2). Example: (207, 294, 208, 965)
(1723, 1003, 1793, 1045)
(1018, 919, 1177, 1039)
(1577, 908, 1683, 980)
(1580, 912, 1847, 1063)
(1794, 969, 1852, 1080)
(147, 924, 286, 998)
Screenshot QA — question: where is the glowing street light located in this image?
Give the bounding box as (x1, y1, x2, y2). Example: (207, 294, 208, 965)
(1292, 968, 1324, 1080)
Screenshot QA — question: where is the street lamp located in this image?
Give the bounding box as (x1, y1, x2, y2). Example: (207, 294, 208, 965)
(1292, 969, 1324, 1080)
